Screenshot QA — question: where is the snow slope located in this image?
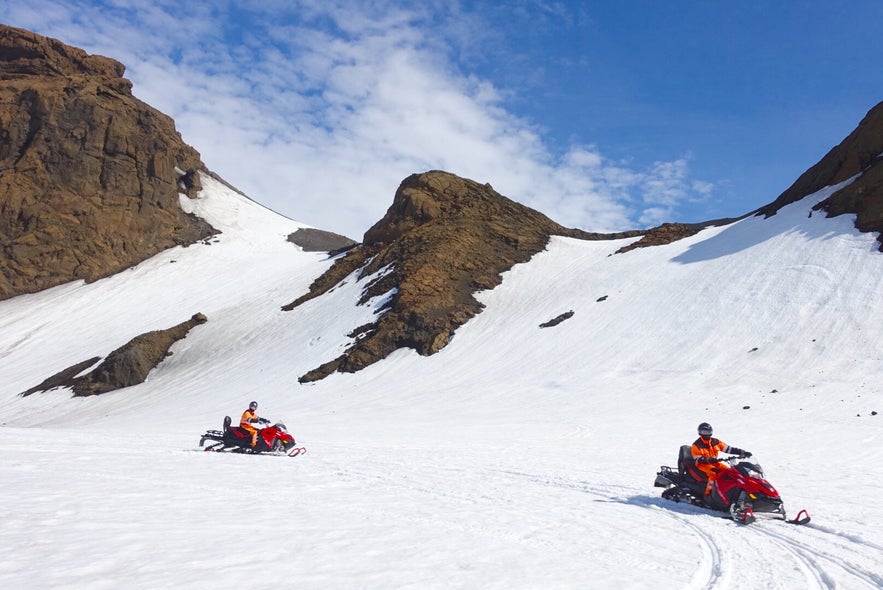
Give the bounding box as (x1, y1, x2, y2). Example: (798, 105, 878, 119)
(1, 175, 882, 589)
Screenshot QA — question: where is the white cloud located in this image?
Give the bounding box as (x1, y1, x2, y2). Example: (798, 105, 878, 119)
(6, 0, 713, 238)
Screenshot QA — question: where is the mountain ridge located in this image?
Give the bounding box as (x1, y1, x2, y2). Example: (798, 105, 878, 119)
(286, 170, 645, 382)
(758, 100, 883, 250)
(2, 25, 882, 388)
(0, 24, 215, 300)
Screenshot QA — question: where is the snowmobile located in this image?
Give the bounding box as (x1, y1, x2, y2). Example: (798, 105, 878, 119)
(654, 445, 810, 525)
(199, 416, 306, 457)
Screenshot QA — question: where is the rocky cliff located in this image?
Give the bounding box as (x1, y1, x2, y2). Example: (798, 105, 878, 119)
(286, 170, 643, 382)
(758, 100, 883, 250)
(0, 25, 216, 300)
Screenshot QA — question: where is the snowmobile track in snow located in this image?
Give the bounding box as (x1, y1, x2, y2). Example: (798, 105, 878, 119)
(749, 522, 883, 589)
(488, 469, 733, 589)
(491, 466, 883, 590)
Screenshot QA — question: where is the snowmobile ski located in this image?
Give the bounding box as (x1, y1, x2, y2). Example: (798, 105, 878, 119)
(288, 446, 307, 457)
(737, 507, 756, 525)
(786, 509, 811, 525)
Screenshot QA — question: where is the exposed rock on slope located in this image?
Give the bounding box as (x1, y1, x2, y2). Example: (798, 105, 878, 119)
(21, 313, 208, 397)
(0, 25, 216, 300)
(615, 222, 706, 254)
(287, 227, 358, 253)
(758, 100, 883, 250)
(286, 170, 643, 382)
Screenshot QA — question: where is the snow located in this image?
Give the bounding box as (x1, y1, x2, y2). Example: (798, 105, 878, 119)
(1, 174, 882, 589)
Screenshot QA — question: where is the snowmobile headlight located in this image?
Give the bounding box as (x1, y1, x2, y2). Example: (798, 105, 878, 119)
(748, 493, 757, 500)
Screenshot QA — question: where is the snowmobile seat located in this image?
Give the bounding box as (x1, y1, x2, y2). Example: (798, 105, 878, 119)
(678, 444, 707, 483)
(222, 426, 253, 446)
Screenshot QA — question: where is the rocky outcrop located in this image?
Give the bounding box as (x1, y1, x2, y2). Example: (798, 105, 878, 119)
(758, 100, 883, 250)
(287, 227, 357, 253)
(615, 222, 705, 254)
(539, 311, 575, 328)
(0, 25, 216, 300)
(286, 170, 643, 382)
(21, 313, 207, 397)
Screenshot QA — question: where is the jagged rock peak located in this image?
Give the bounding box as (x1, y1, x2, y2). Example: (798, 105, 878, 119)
(1, 24, 127, 80)
(364, 171, 558, 245)
(759, 100, 883, 250)
(288, 170, 641, 382)
(0, 24, 216, 300)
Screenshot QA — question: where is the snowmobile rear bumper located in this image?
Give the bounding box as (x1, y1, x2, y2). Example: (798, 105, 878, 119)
(654, 466, 678, 488)
(199, 429, 224, 447)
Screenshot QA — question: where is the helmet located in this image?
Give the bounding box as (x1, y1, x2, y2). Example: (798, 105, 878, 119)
(697, 422, 713, 437)
(249, 401, 258, 411)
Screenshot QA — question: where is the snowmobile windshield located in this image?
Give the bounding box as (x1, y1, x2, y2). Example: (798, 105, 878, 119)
(274, 422, 287, 432)
(738, 458, 764, 479)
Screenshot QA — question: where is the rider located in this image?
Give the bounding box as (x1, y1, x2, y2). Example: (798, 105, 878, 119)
(691, 422, 751, 497)
(240, 400, 264, 447)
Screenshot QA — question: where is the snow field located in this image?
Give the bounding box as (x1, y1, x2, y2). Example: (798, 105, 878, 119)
(2, 175, 882, 588)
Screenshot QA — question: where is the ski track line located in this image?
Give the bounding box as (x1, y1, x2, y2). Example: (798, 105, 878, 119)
(804, 522, 883, 554)
(656, 507, 726, 590)
(603, 488, 832, 590)
(0, 320, 51, 362)
(489, 467, 635, 501)
(751, 527, 834, 590)
(752, 524, 883, 589)
(491, 468, 733, 590)
(645, 504, 841, 590)
(325, 458, 487, 507)
(320, 458, 578, 553)
(519, 466, 830, 590)
(329, 458, 614, 546)
(216, 451, 883, 589)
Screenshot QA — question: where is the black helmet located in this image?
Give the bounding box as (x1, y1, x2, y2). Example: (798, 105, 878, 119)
(249, 401, 258, 411)
(697, 422, 713, 437)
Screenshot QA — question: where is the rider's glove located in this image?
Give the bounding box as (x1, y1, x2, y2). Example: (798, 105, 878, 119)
(741, 451, 752, 458)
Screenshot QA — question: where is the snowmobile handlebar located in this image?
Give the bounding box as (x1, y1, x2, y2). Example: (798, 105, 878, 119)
(695, 455, 745, 464)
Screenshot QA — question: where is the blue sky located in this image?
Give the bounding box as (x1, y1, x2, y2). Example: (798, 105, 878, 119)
(6, 1, 883, 239)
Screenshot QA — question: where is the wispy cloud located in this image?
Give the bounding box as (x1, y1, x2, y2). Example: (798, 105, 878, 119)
(6, 0, 713, 238)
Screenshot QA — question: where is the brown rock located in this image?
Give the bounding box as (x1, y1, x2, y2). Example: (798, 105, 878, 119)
(286, 170, 642, 382)
(0, 25, 216, 300)
(20, 313, 208, 397)
(287, 227, 357, 253)
(615, 222, 704, 254)
(758, 100, 883, 250)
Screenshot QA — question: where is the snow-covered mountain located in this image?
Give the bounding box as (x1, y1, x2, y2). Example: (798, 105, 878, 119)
(2, 26, 883, 590)
(2, 167, 882, 587)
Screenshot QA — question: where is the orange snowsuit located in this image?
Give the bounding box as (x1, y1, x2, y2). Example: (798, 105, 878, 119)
(240, 408, 260, 445)
(691, 437, 730, 493)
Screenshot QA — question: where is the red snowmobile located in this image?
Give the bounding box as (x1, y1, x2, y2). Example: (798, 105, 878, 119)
(654, 445, 810, 525)
(199, 416, 306, 457)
